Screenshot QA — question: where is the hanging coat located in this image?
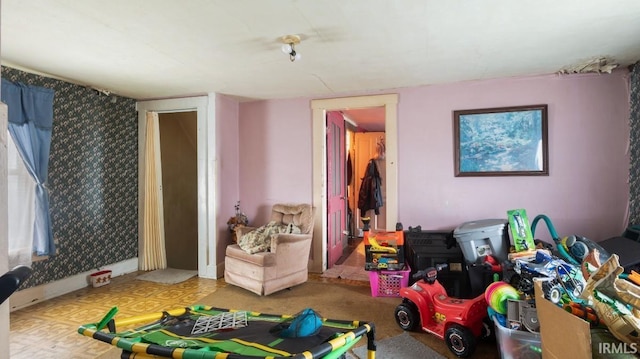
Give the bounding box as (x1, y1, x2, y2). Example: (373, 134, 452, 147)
(358, 159, 383, 217)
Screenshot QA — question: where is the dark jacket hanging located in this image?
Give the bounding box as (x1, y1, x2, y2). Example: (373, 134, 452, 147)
(358, 159, 383, 217)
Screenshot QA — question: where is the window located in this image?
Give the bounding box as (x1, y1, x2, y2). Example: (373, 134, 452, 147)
(7, 131, 35, 268)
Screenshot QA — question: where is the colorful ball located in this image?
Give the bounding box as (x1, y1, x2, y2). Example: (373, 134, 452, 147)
(484, 281, 520, 315)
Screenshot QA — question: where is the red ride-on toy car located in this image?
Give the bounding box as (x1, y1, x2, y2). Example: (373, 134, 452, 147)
(394, 264, 492, 357)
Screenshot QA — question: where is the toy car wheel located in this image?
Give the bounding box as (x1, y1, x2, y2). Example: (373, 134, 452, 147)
(445, 324, 476, 358)
(394, 302, 420, 331)
(572, 282, 585, 297)
(548, 286, 563, 304)
(481, 317, 496, 342)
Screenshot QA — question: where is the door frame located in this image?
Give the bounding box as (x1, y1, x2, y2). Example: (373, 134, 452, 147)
(311, 94, 399, 272)
(136, 96, 218, 278)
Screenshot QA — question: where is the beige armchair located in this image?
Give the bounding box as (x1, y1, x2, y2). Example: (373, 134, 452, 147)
(224, 203, 314, 296)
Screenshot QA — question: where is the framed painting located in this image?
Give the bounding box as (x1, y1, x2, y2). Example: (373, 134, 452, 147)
(453, 104, 548, 177)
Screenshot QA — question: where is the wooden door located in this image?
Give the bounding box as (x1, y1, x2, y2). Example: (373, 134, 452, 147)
(327, 111, 346, 268)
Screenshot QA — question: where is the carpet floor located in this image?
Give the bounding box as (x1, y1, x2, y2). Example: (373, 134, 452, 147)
(199, 281, 500, 359)
(349, 332, 445, 359)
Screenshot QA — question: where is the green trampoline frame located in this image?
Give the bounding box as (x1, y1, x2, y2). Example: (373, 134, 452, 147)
(78, 305, 376, 359)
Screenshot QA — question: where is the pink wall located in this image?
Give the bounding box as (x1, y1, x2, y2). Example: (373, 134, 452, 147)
(395, 72, 630, 242)
(238, 98, 314, 225)
(237, 71, 630, 243)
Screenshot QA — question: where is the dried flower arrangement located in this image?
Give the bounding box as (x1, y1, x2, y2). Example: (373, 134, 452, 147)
(227, 201, 249, 242)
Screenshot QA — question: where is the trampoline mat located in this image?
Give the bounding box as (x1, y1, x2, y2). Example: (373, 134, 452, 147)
(140, 308, 344, 356)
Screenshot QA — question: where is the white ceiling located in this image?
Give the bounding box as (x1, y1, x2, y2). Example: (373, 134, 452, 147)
(2, 0, 640, 109)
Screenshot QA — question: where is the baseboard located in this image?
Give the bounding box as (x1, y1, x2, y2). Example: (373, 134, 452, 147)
(9, 258, 139, 312)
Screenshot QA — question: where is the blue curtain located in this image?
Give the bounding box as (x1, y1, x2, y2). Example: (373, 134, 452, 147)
(1, 78, 56, 256)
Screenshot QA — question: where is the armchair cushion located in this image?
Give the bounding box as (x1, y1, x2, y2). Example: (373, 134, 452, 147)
(270, 203, 313, 234)
(225, 244, 276, 267)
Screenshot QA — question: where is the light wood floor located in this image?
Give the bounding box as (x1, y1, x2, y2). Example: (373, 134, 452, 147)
(9, 244, 367, 359)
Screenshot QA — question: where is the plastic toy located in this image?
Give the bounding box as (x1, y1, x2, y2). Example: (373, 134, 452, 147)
(507, 250, 585, 304)
(477, 254, 503, 273)
(364, 230, 404, 270)
(530, 214, 611, 266)
(367, 235, 398, 254)
(535, 252, 585, 304)
(394, 264, 491, 357)
(563, 301, 600, 327)
(485, 281, 520, 315)
(581, 254, 640, 346)
(627, 270, 640, 286)
(507, 299, 540, 332)
(487, 284, 542, 359)
(367, 234, 399, 270)
(507, 209, 535, 252)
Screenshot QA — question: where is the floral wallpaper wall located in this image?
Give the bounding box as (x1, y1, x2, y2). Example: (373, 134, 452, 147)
(2, 67, 138, 288)
(630, 62, 640, 225)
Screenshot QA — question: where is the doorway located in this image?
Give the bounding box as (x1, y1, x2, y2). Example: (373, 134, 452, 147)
(331, 111, 387, 267)
(311, 94, 399, 273)
(137, 96, 218, 279)
(158, 112, 198, 270)
(348, 115, 387, 236)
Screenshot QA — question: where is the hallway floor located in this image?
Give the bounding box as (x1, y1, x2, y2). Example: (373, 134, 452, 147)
(336, 236, 364, 266)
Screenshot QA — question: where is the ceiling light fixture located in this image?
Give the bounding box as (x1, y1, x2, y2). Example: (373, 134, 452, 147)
(281, 34, 301, 62)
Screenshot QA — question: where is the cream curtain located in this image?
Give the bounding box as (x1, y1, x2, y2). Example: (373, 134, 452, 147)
(140, 111, 167, 271)
(7, 132, 35, 268)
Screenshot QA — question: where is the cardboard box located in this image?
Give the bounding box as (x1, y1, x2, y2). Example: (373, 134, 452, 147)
(534, 279, 592, 358)
(364, 230, 404, 270)
(90, 270, 112, 288)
